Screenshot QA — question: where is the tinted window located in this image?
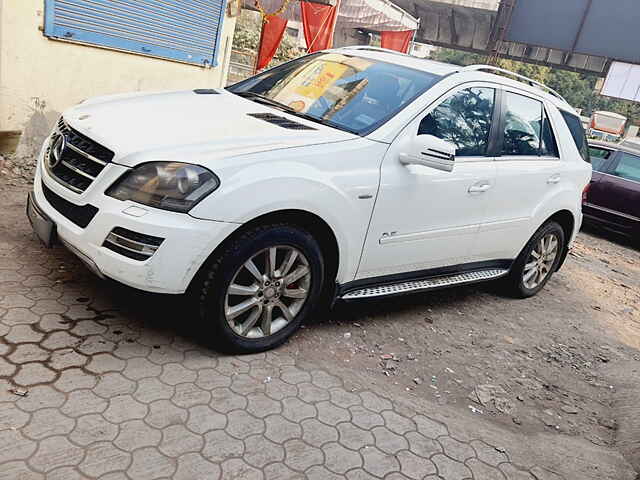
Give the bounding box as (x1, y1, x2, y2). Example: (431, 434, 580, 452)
(418, 87, 495, 156)
(560, 110, 591, 163)
(612, 153, 640, 182)
(588, 146, 613, 172)
(541, 112, 559, 157)
(502, 92, 543, 156)
(228, 53, 442, 135)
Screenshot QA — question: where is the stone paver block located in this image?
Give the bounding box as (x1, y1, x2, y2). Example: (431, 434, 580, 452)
(31, 299, 67, 315)
(0, 429, 37, 463)
(13, 362, 57, 386)
(500, 464, 536, 480)
(172, 382, 211, 408)
(382, 410, 416, 435)
(210, 387, 248, 414)
(146, 399, 187, 429)
(397, 450, 437, 479)
(372, 426, 409, 454)
(311, 370, 342, 389)
(298, 382, 331, 403)
(360, 391, 393, 412)
(323, 441, 363, 474)
(220, 458, 262, 480)
(103, 394, 148, 423)
(76, 335, 115, 355)
(337, 422, 374, 450)
(265, 378, 298, 400)
(432, 453, 473, 480)
(93, 372, 136, 398)
(0, 403, 30, 430)
(70, 319, 108, 336)
(38, 314, 68, 332)
(70, 414, 118, 446)
(133, 377, 174, 403)
(196, 368, 232, 390)
(3, 308, 39, 325)
(302, 417, 339, 447)
(306, 465, 344, 480)
(174, 453, 221, 480)
(361, 446, 400, 477)
(226, 410, 265, 439)
(187, 405, 227, 434)
(406, 431, 442, 457)
(414, 414, 448, 439)
(40, 331, 79, 350)
(282, 397, 316, 423)
(160, 363, 197, 385)
(203, 430, 244, 462)
(54, 368, 96, 392)
(122, 357, 162, 380)
(280, 365, 312, 385)
(86, 352, 126, 374)
(317, 400, 351, 426)
(29, 435, 83, 473)
(231, 373, 265, 395)
(114, 419, 161, 450)
(6, 324, 44, 343)
(159, 424, 204, 457)
(329, 388, 362, 409)
(47, 348, 87, 369)
(15, 385, 65, 412)
(62, 389, 108, 417)
(22, 408, 74, 440)
(244, 434, 285, 468)
(440, 435, 477, 462)
(283, 439, 324, 471)
(471, 439, 510, 466)
(128, 447, 176, 480)
(246, 392, 282, 418)
(78, 442, 131, 478)
(264, 462, 305, 480)
(350, 405, 385, 430)
(0, 357, 16, 376)
(468, 458, 508, 480)
(264, 414, 302, 444)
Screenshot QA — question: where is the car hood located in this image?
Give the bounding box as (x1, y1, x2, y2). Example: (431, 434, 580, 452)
(63, 89, 357, 167)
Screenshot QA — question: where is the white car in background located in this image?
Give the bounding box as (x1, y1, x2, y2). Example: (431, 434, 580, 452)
(27, 47, 592, 352)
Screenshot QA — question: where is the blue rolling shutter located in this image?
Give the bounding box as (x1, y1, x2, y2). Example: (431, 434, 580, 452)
(44, 0, 227, 66)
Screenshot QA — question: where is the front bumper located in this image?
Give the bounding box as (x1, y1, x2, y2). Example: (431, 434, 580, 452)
(32, 152, 240, 294)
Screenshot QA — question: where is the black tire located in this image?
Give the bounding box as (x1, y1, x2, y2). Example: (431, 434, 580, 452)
(503, 221, 565, 298)
(196, 223, 325, 354)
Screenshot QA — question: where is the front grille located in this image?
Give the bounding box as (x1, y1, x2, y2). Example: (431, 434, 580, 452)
(103, 227, 164, 261)
(45, 118, 115, 193)
(42, 181, 99, 228)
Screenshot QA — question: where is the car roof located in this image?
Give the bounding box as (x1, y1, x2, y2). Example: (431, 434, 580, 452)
(589, 139, 640, 156)
(335, 46, 575, 113)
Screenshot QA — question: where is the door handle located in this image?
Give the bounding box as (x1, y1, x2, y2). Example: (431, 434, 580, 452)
(468, 182, 492, 193)
(547, 174, 561, 184)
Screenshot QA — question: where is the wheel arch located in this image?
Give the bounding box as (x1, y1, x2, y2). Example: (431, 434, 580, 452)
(544, 209, 576, 271)
(188, 209, 340, 297)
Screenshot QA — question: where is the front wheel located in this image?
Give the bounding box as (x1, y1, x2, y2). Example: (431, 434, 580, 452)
(196, 223, 325, 353)
(503, 221, 565, 298)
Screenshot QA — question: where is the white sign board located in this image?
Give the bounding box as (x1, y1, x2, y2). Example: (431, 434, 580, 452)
(601, 61, 640, 102)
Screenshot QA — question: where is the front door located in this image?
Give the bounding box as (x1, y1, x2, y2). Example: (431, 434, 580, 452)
(357, 85, 498, 280)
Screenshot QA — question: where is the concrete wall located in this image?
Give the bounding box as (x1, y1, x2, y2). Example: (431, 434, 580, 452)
(0, 0, 237, 156)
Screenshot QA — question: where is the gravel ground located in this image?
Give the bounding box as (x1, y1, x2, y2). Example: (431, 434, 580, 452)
(2, 170, 639, 476)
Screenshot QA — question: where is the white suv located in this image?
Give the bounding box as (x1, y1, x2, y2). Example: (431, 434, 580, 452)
(27, 47, 592, 352)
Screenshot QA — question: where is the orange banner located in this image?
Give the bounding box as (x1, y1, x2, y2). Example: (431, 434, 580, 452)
(257, 15, 288, 71)
(381, 30, 414, 53)
(301, 1, 338, 53)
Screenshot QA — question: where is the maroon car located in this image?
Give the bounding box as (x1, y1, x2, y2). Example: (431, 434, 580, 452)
(584, 140, 640, 239)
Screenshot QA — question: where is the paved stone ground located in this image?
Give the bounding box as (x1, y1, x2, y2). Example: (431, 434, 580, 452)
(0, 186, 635, 480)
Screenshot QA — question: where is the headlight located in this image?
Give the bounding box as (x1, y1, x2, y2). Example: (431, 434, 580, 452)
(106, 162, 220, 213)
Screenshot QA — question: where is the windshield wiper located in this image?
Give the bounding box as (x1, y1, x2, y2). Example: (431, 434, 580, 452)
(233, 91, 359, 135)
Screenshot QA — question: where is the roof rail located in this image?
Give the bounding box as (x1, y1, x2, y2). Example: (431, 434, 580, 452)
(341, 45, 409, 56)
(460, 65, 568, 104)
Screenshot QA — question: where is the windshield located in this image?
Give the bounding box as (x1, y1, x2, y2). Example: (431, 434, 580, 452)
(227, 53, 442, 135)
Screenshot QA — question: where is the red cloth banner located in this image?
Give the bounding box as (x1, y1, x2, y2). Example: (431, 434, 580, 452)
(380, 30, 414, 53)
(301, 1, 338, 53)
(256, 15, 288, 71)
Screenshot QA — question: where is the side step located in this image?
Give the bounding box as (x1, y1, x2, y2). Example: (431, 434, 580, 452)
(340, 269, 508, 300)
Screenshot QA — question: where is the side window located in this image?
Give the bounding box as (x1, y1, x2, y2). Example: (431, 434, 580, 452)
(560, 110, 591, 163)
(540, 111, 559, 157)
(588, 146, 613, 172)
(612, 153, 640, 182)
(418, 87, 495, 157)
(501, 92, 543, 156)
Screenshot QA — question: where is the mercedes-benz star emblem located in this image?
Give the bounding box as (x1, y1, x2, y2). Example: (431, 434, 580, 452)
(47, 133, 66, 169)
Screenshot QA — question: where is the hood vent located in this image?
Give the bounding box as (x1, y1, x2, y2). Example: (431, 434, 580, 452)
(248, 113, 316, 130)
(193, 89, 219, 94)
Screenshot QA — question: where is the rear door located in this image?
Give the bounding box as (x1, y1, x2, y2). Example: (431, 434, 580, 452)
(583, 145, 616, 223)
(588, 151, 640, 233)
(472, 89, 562, 261)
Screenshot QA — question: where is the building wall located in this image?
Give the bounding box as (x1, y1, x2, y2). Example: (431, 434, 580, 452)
(0, 0, 237, 156)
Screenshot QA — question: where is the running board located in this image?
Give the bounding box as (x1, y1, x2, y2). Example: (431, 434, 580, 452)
(340, 269, 509, 300)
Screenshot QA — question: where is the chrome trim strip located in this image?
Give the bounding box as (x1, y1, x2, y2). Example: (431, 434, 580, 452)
(341, 269, 509, 299)
(584, 202, 640, 222)
(61, 160, 96, 180)
(104, 237, 154, 257)
(104, 232, 158, 257)
(45, 167, 85, 194)
(379, 224, 479, 245)
(66, 143, 108, 166)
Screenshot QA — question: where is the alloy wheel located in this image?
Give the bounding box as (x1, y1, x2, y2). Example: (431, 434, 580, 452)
(224, 246, 311, 338)
(522, 233, 559, 289)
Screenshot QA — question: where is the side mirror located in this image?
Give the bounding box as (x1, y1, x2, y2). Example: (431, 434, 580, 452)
(399, 135, 456, 172)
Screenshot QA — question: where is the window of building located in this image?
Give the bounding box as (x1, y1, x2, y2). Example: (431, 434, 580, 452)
(418, 87, 495, 157)
(44, 0, 226, 66)
(286, 27, 299, 38)
(612, 152, 640, 182)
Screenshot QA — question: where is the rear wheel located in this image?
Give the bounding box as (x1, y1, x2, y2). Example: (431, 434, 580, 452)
(196, 223, 324, 353)
(504, 221, 565, 298)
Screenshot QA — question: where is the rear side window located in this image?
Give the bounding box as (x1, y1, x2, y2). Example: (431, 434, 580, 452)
(588, 146, 613, 172)
(560, 110, 591, 163)
(612, 153, 640, 182)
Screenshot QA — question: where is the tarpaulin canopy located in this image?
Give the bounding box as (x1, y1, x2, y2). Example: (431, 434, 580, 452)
(250, 0, 419, 32)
